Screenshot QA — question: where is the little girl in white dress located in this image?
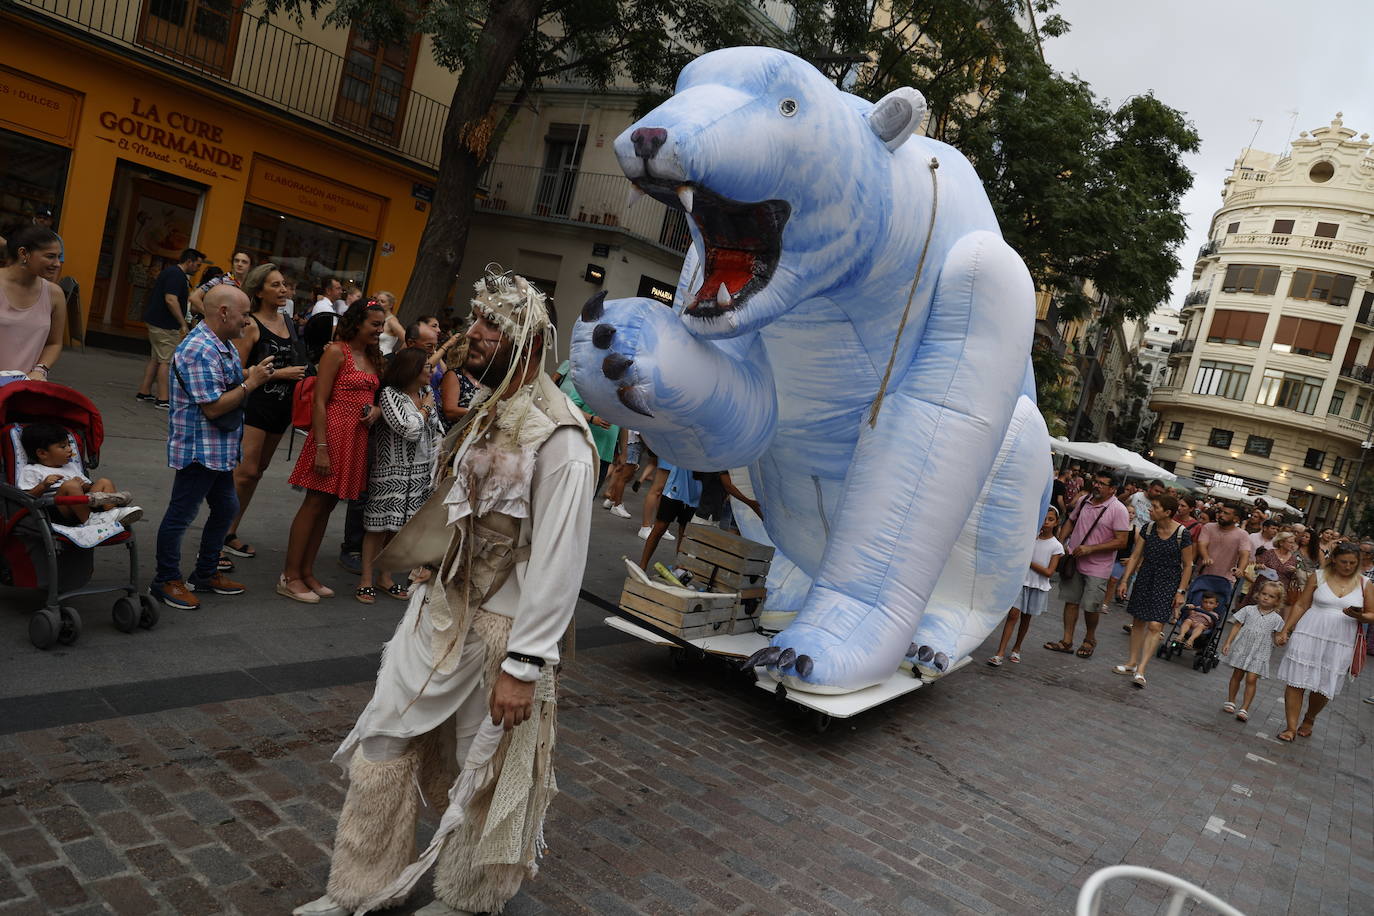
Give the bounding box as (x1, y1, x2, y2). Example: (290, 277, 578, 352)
(1220, 580, 1286, 722)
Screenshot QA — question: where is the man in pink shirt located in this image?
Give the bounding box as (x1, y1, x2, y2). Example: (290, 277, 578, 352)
(1197, 503, 1252, 584)
(1046, 471, 1130, 658)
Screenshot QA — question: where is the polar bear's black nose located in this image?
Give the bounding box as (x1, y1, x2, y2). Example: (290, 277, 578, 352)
(630, 127, 668, 159)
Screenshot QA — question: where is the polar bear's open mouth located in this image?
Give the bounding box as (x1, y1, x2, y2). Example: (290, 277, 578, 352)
(635, 179, 790, 319)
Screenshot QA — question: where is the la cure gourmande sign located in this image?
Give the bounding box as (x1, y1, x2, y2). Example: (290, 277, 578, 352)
(98, 98, 243, 179)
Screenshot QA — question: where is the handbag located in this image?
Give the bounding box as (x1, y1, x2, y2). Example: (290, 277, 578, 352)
(1059, 499, 1109, 583)
(172, 360, 243, 433)
(291, 376, 316, 430)
(1353, 626, 1368, 678)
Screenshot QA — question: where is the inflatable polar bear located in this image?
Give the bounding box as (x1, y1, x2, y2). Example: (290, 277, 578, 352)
(571, 47, 1053, 694)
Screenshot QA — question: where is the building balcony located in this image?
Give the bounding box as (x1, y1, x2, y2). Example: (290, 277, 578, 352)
(1220, 232, 1371, 263)
(1182, 289, 1209, 308)
(1197, 239, 1221, 260)
(1168, 338, 1196, 356)
(9, 0, 447, 169)
(1328, 415, 1373, 441)
(1340, 364, 1374, 386)
(477, 164, 691, 255)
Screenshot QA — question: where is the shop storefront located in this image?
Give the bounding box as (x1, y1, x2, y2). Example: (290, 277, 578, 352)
(0, 21, 429, 340)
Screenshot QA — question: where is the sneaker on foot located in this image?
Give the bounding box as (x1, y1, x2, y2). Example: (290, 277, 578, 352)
(150, 580, 199, 610)
(610, 503, 632, 518)
(154, 399, 170, 410)
(602, 498, 614, 509)
(189, 573, 246, 595)
(292, 896, 349, 916)
(338, 550, 363, 575)
(662, 529, 676, 541)
(637, 526, 651, 540)
(88, 490, 133, 509)
(135, 392, 156, 402)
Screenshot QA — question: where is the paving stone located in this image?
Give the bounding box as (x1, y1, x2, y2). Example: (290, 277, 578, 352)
(172, 791, 234, 828)
(63, 837, 126, 880)
(25, 867, 87, 909)
(186, 846, 251, 887)
(60, 782, 122, 817)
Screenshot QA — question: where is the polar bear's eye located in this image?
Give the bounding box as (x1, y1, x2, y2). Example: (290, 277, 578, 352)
(778, 98, 798, 117)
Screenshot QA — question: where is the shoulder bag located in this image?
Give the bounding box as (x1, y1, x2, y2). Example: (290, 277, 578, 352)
(172, 358, 243, 433)
(1058, 500, 1109, 584)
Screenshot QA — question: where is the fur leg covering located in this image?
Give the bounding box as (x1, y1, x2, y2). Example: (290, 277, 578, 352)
(326, 751, 421, 911)
(431, 813, 527, 914)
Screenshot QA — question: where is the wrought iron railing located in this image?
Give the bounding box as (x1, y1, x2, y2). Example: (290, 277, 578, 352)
(1340, 364, 1374, 384)
(1168, 338, 1196, 355)
(1183, 288, 1209, 307)
(477, 164, 692, 254)
(1197, 239, 1220, 259)
(9, 0, 447, 168)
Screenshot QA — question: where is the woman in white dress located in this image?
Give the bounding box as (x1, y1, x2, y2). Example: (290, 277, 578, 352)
(1275, 542, 1372, 741)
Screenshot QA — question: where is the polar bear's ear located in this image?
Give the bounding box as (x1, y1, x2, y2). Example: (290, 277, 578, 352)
(866, 87, 927, 152)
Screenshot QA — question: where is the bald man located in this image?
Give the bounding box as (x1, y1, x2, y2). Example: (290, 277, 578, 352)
(150, 285, 275, 611)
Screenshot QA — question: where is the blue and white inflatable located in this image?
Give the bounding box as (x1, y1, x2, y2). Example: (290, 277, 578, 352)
(572, 47, 1052, 694)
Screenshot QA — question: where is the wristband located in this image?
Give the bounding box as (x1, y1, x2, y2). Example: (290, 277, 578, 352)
(506, 651, 545, 668)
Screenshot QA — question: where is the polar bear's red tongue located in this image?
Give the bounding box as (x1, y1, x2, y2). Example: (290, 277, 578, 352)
(694, 249, 755, 309)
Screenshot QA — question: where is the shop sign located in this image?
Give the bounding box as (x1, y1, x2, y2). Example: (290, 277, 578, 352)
(247, 156, 386, 237)
(592, 243, 610, 258)
(584, 263, 605, 285)
(411, 182, 435, 202)
(381, 242, 396, 257)
(637, 275, 675, 306)
(0, 65, 82, 146)
(95, 98, 244, 179)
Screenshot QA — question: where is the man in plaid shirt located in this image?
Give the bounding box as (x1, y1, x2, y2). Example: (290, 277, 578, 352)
(150, 285, 274, 610)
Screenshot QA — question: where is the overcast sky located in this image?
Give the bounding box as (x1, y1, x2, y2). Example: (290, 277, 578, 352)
(1042, 0, 1374, 310)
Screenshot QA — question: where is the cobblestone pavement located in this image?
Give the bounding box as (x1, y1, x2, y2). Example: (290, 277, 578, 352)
(1, 617, 1370, 915)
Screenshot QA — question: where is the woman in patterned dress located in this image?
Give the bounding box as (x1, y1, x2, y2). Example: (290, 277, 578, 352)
(356, 348, 443, 604)
(278, 300, 385, 603)
(1112, 493, 1195, 688)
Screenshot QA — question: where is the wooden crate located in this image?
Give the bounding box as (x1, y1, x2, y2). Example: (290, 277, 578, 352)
(618, 577, 738, 639)
(678, 525, 774, 593)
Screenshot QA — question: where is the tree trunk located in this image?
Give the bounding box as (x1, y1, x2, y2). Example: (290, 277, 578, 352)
(397, 0, 542, 324)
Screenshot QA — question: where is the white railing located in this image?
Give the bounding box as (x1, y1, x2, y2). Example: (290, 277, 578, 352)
(1224, 232, 1370, 259)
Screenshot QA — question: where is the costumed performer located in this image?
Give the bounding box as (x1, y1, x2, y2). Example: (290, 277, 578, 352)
(294, 267, 597, 916)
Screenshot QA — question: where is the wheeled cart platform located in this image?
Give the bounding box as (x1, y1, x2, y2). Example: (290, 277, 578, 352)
(605, 615, 972, 732)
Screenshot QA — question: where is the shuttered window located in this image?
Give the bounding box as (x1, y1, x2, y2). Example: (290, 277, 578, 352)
(1206, 309, 1267, 347)
(1221, 263, 1280, 295)
(1272, 317, 1340, 360)
(1290, 268, 1356, 306)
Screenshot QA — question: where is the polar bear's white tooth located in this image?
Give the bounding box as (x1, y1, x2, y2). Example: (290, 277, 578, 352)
(677, 186, 694, 213)
(626, 185, 645, 209)
(716, 283, 731, 308)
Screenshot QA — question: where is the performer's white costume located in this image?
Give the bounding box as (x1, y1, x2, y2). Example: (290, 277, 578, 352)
(298, 272, 596, 916)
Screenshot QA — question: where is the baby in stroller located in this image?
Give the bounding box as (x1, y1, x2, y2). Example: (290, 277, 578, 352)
(18, 423, 138, 526)
(1175, 591, 1222, 650)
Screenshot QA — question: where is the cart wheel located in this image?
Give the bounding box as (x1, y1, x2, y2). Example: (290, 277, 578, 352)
(1192, 654, 1203, 671)
(29, 608, 60, 650)
(138, 595, 160, 630)
(810, 709, 832, 734)
(57, 607, 82, 646)
(112, 597, 139, 633)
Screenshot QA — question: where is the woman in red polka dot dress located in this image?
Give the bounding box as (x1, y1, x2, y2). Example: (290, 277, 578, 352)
(279, 299, 385, 602)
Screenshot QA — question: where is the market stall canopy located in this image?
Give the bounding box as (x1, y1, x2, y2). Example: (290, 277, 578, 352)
(1051, 438, 1176, 481)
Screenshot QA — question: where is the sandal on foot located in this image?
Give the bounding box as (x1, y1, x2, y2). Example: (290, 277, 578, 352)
(1132, 673, 1147, 688)
(276, 576, 319, 604)
(1235, 709, 1249, 722)
(1121, 624, 1132, 634)
(383, 583, 409, 601)
(355, 586, 376, 605)
(1277, 729, 1296, 742)
(1222, 701, 1236, 713)
(1112, 665, 1136, 675)
(1075, 641, 1096, 658)
(986, 655, 1004, 667)
(1297, 722, 1314, 738)
(1009, 651, 1021, 663)
(223, 536, 256, 558)
(1044, 640, 1075, 653)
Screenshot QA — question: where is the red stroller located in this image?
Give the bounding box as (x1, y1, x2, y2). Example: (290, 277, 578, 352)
(0, 380, 157, 648)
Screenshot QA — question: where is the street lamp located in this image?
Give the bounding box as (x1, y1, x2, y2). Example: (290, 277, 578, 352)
(1340, 438, 1374, 533)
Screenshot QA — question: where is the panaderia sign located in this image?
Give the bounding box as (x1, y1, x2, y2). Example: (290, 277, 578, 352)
(96, 98, 244, 178)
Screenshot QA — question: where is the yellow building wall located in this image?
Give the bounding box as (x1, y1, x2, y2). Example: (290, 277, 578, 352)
(1, 18, 438, 323)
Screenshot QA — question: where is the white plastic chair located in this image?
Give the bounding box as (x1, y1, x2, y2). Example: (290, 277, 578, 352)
(1076, 865, 1247, 916)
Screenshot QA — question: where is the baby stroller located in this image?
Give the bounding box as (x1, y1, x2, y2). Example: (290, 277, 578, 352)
(1155, 573, 1231, 672)
(0, 380, 157, 649)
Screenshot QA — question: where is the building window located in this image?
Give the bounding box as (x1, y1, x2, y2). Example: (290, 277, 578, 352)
(1244, 435, 1273, 458)
(236, 203, 375, 296)
(0, 131, 69, 239)
(1290, 268, 1356, 306)
(1193, 360, 1251, 400)
(1315, 222, 1339, 239)
(1330, 389, 1346, 416)
(1256, 369, 1324, 415)
(1333, 456, 1346, 478)
(1206, 310, 1267, 347)
(1208, 428, 1234, 449)
(1356, 394, 1368, 423)
(1272, 219, 1294, 235)
(1221, 263, 1280, 295)
(334, 29, 418, 142)
(138, 0, 240, 75)
(1226, 221, 1240, 234)
(1304, 448, 1325, 471)
(1271, 316, 1340, 360)
(1167, 422, 1183, 440)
